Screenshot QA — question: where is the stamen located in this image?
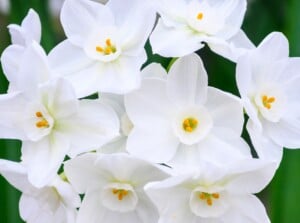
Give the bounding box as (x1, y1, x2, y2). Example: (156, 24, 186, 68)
(36, 120, 49, 128)
(35, 111, 50, 128)
(96, 38, 117, 55)
(35, 111, 43, 118)
(198, 192, 220, 206)
(183, 117, 198, 133)
(112, 189, 129, 201)
(262, 95, 276, 110)
(197, 12, 204, 20)
(96, 46, 104, 53)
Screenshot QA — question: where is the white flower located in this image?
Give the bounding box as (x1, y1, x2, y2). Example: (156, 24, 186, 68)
(0, 47, 119, 187)
(125, 53, 251, 172)
(98, 63, 167, 154)
(236, 32, 300, 162)
(64, 153, 169, 223)
(145, 159, 276, 223)
(150, 0, 254, 61)
(48, 0, 156, 97)
(1, 9, 42, 92)
(0, 159, 80, 223)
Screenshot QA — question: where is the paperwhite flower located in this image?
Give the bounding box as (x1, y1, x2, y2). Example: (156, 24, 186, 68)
(64, 153, 169, 223)
(125, 53, 251, 172)
(49, 0, 156, 97)
(150, 0, 254, 61)
(0, 159, 80, 223)
(0, 46, 119, 187)
(99, 63, 167, 154)
(1, 9, 42, 92)
(145, 159, 276, 223)
(236, 32, 300, 162)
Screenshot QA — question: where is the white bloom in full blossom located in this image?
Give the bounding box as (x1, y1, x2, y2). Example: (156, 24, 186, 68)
(125, 53, 251, 172)
(0, 44, 119, 187)
(145, 159, 276, 223)
(1, 9, 42, 92)
(0, 159, 80, 223)
(99, 63, 167, 154)
(150, 0, 254, 61)
(64, 153, 169, 223)
(49, 0, 156, 97)
(236, 32, 300, 162)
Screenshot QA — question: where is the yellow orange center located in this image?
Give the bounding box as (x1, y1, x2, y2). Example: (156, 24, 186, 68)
(112, 189, 129, 201)
(199, 192, 220, 206)
(96, 38, 116, 55)
(197, 12, 204, 20)
(35, 111, 49, 128)
(183, 117, 198, 133)
(262, 95, 276, 110)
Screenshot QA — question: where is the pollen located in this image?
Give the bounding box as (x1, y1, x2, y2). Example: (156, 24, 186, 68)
(262, 95, 276, 110)
(96, 38, 117, 55)
(199, 192, 220, 206)
(197, 12, 204, 20)
(183, 117, 198, 133)
(35, 111, 49, 128)
(112, 189, 129, 201)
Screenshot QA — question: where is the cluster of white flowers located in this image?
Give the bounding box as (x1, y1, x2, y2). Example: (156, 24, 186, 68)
(0, 0, 299, 223)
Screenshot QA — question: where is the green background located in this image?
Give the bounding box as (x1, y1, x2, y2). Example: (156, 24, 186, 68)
(1, 0, 300, 222)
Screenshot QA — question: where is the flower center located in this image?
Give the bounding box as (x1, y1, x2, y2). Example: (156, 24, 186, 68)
(197, 12, 204, 20)
(112, 189, 129, 201)
(35, 111, 49, 128)
(96, 38, 117, 55)
(199, 192, 220, 206)
(182, 117, 198, 133)
(262, 95, 276, 110)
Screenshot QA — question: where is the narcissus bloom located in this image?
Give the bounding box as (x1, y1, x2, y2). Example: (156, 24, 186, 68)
(125, 53, 251, 172)
(0, 159, 80, 223)
(1, 9, 42, 92)
(150, 0, 254, 61)
(49, 0, 156, 97)
(145, 159, 276, 223)
(236, 32, 300, 162)
(64, 153, 169, 223)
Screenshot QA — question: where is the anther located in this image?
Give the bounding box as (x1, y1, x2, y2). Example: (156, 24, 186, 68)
(262, 95, 276, 110)
(35, 111, 43, 118)
(197, 13, 204, 20)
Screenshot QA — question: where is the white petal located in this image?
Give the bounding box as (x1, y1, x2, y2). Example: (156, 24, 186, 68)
(21, 132, 70, 188)
(59, 100, 119, 157)
(0, 45, 24, 83)
(206, 87, 244, 135)
(0, 92, 28, 139)
(150, 19, 204, 57)
(125, 78, 174, 126)
(8, 9, 41, 45)
(127, 125, 179, 163)
(141, 63, 167, 80)
(246, 120, 283, 163)
(16, 42, 51, 94)
(0, 159, 34, 193)
(225, 159, 277, 194)
(145, 180, 195, 223)
(61, 0, 114, 46)
(265, 118, 300, 149)
(116, 1, 156, 56)
(207, 30, 255, 62)
(167, 53, 208, 107)
(48, 40, 94, 76)
(222, 195, 270, 223)
(94, 153, 169, 185)
(64, 153, 109, 194)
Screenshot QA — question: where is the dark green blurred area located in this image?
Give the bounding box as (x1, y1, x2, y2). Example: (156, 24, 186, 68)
(0, 0, 300, 222)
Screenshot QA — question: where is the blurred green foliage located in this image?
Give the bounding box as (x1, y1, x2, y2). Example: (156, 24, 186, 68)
(0, 0, 300, 222)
